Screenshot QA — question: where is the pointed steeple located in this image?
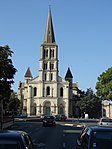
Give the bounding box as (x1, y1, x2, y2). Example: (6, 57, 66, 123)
(65, 67, 73, 80)
(44, 8, 56, 43)
(24, 67, 32, 78)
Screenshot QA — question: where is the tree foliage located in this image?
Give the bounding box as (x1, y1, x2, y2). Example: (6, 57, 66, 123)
(76, 88, 101, 118)
(96, 67, 112, 100)
(8, 92, 20, 114)
(0, 45, 17, 110)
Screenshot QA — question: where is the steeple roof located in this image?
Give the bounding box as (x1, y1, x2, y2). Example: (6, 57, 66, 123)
(44, 8, 56, 43)
(65, 67, 73, 79)
(24, 67, 32, 78)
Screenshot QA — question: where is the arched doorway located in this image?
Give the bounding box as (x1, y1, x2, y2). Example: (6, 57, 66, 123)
(59, 104, 64, 114)
(33, 103, 37, 115)
(43, 101, 51, 115)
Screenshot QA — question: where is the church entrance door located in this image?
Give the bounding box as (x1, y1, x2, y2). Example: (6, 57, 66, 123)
(43, 101, 51, 116)
(46, 106, 50, 115)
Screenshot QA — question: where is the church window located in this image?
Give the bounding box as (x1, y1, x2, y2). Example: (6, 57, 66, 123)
(44, 73, 46, 80)
(44, 62, 47, 70)
(46, 86, 50, 96)
(60, 87, 63, 97)
(50, 63, 54, 70)
(34, 87, 37, 96)
(44, 49, 48, 58)
(50, 73, 53, 81)
(50, 49, 54, 58)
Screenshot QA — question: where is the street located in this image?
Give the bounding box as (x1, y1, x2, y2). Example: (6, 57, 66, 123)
(10, 119, 98, 149)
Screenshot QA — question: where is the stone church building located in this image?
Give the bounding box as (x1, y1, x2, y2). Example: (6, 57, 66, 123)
(18, 9, 77, 118)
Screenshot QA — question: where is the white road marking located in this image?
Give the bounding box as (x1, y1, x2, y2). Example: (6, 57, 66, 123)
(64, 123, 74, 126)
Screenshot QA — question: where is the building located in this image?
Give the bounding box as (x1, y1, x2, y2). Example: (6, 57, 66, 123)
(102, 100, 112, 118)
(18, 9, 77, 117)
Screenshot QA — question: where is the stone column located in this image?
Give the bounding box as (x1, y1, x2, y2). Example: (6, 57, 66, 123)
(27, 86, 31, 116)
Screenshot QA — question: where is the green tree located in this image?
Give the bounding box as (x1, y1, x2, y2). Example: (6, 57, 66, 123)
(0, 45, 17, 111)
(76, 88, 101, 118)
(8, 92, 20, 115)
(96, 67, 112, 100)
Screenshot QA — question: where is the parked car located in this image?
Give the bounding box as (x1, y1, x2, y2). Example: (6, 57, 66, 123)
(14, 113, 27, 118)
(43, 115, 56, 127)
(98, 117, 112, 126)
(0, 130, 35, 149)
(76, 125, 112, 149)
(55, 114, 67, 121)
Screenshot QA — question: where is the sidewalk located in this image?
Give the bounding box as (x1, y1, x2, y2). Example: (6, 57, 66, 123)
(0, 116, 14, 130)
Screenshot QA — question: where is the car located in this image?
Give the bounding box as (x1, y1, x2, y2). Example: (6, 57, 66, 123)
(76, 125, 112, 149)
(0, 130, 35, 149)
(98, 117, 112, 126)
(43, 115, 56, 127)
(14, 113, 27, 118)
(55, 114, 67, 121)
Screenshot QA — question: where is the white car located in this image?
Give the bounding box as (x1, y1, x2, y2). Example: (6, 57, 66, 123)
(98, 117, 112, 126)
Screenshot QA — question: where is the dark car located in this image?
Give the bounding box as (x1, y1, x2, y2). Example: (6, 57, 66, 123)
(76, 125, 112, 149)
(43, 115, 56, 127)
(0, 130, 35, 149)
(55, 114, 67, 121)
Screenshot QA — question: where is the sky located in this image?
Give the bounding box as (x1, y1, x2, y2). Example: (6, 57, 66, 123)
(0, 0, 112, 93)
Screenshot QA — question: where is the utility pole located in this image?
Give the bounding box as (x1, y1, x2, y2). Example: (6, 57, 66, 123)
(0, 95, 3, 130)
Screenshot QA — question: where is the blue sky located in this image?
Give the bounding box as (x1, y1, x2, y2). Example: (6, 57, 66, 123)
(0, 0, 112, 92)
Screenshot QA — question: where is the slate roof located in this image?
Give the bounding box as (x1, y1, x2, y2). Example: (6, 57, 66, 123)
(65, 67, 73, 79)
(24, 67, 32, 78)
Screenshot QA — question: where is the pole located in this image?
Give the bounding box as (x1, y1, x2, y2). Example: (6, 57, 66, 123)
(102, 101, 103, 118)
(0, 95, 3, 130)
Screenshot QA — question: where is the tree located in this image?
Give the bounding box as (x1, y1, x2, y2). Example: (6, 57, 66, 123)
(0, 45, 17, 111)
(76, 88, 101, 118)
(8, 92, 20, 115)
(96, 67, 112, 100)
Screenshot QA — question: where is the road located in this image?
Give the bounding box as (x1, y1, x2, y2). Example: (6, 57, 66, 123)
(10, 118, 98, 149)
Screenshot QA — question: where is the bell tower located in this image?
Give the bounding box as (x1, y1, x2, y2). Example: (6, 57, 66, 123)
(39, 8, 58, 83)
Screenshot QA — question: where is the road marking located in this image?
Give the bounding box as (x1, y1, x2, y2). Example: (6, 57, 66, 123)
(63, 129, 81, 133)
(64, 123, 74, 126)
(63, 142, 66, 148)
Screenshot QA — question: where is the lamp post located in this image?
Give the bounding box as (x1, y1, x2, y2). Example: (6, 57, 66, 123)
(0, 95, 3, 130)
(102, 101, 104, 118)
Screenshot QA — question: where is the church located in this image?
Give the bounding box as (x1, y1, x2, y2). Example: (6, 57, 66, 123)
(18, 8, 77, 118)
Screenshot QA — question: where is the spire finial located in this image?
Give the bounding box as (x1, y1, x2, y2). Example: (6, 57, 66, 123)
(49, 4, 51, 10)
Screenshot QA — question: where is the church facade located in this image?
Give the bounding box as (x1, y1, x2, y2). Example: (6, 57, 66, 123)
(18, 9, 76, 118)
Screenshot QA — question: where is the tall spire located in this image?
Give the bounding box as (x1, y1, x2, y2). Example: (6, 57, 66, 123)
(44, 8, 56, 43)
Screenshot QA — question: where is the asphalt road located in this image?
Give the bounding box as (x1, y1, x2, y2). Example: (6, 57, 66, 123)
(10, 121, 82, 149)
(9, 118, 98, 149)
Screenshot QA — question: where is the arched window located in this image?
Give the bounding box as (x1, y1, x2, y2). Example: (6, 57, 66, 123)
(44, 62, 47, 70)
(34, 87, 37, 96)
(44, 49, 48, 58)
(50, 73, 53, 81)
(50, 49, 54, 58)
(46, 86, 50, 96)
(60, 87, 63, 97)
(50, 63, 54, 70)
(44, 73, 46, 80)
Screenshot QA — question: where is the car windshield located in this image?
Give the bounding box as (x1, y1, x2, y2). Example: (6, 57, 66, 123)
(102, 119, 112, 122)
(44, 116, 54, 119)
(92, 131, 112, 149)
(0, 140, 20, 149)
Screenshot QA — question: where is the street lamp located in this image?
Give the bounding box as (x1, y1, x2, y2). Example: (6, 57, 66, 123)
(0, 94, 3, 130)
